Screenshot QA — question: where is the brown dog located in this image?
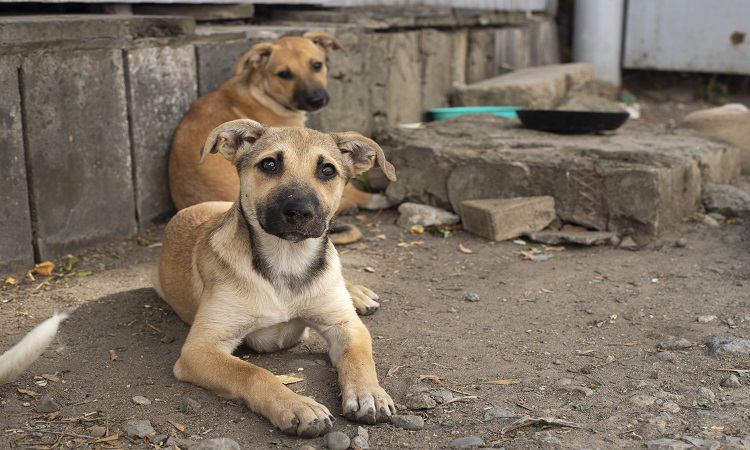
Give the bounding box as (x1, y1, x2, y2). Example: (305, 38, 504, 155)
(168, 32, 392, 228)
(153, 120, 396, 437)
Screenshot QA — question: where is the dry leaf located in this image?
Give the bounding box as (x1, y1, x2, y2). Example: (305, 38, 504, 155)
(135, 237, 149, 246)
(4, 277, 18, 285)
(42, 374, 61, 382)
(481, 379, 521, 385)
(458, 243, 473, 254)
(364, 266, 376, 273)
(93, 435, 121, 443)
(418, 374, 442, 384)
(168, 420, 186, 432)
(314, 359, 327, 366)
(25, 271, 35, 280)
(109, 349, 118, 361)
(276, 374, 304, 385)
(18, 388, 40, 397)
(33, 261, 55, 276)
(409, 225, 424, 234)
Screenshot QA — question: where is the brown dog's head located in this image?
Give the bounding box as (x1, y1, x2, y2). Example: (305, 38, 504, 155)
(200, 119, 396, 242)
(234, 32, 345, 112)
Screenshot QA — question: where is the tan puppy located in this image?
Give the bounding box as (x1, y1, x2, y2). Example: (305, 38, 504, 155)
(682, 103, 750, 174)
(153, 120, 397, 437)
(169, 32, 392, 225)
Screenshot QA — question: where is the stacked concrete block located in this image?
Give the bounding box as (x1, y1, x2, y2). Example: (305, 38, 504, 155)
(21, 49, 136, 259)
(420, 29, 454, 111)
(0, 56, 35, 273)
(387, 31, 422, 125)
(127, 43, 198, 225)
(461, 197, 556, 241)
(195, 37, 253, 96)
(466, 29, 495, 84)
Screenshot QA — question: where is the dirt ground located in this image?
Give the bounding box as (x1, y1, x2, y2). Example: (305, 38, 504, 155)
(2, 85, 750, 450)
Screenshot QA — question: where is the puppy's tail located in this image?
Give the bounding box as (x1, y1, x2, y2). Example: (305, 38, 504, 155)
(329, 223, 363, 245)
(0, 312, 68, 384)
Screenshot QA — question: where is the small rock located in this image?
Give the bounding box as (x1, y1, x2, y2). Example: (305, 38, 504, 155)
(351, 435, 369, 449)
(396, 202, 460, 228)
(721, 374, 742, 388)
(661, 401, 680, 413)
(619, 236, 638, 249)
(483, 406, 516, 421)
(702, 215, 720, 227)
(707, 335, 750, 356)
(431, 390, 453, 404)
(450, 436, 486, 448)
(679, 435, 721, 450)
(533, 430, 560, 445)
(447, 306, 458, 313)
(525, 230, 617, 246)
(121, 420, 155, 439)
(35, 395, 61, 413)
(464, 293, 480, 302)
(675, 237, 688, 248)
(630, 394, 657, 407)
(166, 437, 199, 448)
(131, 396, 151, 406)
(89, 426, 106, 438)
(658, 338, 694, 350)
(391, 414, 425, 430)
(697, 315, 718, 323)
(191, 438, 241, 450)
(407, 392, 437, 410)
(161, 335, 175, 344)
(696, 409, 729, 419)
(325, 431, 351, 450)
(356, 426, 369, 441)
(181, 396, 202, 413)
(702, 183, 750, 219)
(698, 387, 716, 403)
(645, 438, 692, 450)
(299, 446, 317, 450)
(656, 351, 676, 363)
(148, 434, 168, 445)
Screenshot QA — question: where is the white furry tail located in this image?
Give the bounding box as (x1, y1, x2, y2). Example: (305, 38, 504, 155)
(0, 312, 68, 384)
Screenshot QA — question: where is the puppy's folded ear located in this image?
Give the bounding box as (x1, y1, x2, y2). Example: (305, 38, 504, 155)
(200, 119, 266, 165)
(333, 132, 396, 181)
(234, 42, 274, 75)
(303, 31, 346, 53)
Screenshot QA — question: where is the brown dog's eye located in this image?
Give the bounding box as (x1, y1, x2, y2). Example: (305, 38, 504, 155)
(277, 70, 293, 80)
(319, 163, 337, 180)
(260, 158, 277, 172)
(311, 61, 323, 72)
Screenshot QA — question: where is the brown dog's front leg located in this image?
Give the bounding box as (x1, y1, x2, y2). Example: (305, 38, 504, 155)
(318, 318, 395, 423)
(174, 338, 334, 437)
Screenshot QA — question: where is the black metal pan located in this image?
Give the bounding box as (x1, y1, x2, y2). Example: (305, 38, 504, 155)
(516, 110, 630, 134)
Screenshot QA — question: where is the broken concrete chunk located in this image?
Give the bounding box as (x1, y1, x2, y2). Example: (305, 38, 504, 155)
(702, 183, 750, 218)
(396, 202, 460, 228)
(526, 230, 616, 246)
(707, 335, 750, 356)
(460, 196, 555, 241)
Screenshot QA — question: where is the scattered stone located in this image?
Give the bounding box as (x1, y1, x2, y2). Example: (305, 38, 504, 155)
(721, 374, 742, 388)
(661, 401, 680, 413)
(447, 306, 458, 313)
(391, 414, 425, 431)
(131, 396, 151, 406)
(450, 436, 486, 448)
(148, 434, 168, 445)
(351, 435, 369, 449)
(630, 394, 657, 407)
(696, 409, 729, 419)
(698, 387, 716, 403)
(697, 315, 718, 323)
(702, 183, 750, 219)
(181, 396, 202, 413)
(166, 437, 199, 448)
(431, 390, 453, 404)
(656, 351, 676, 363)
(645, 438, 693, 450)
(356, 426, 369, 441)
(526, 230, 617, 246)
(658, 338, 695, 350)
(191, 438, 241, 450)
(483, 406, 516, 421)
(464, 293, 480, 302)
(396, 202, 460, 228)
(736, 314, 750, 323)
(619, 236, 638, 249)
(702, 215, 720, 227)
(679, 435, 721, 450)
(533, 430, 561, 445)
(460, 196, 556, 242)
(161, 335, 175, 344)
(406, 392, 437, 410)
(89, 426, 106, 438)
(121, 420, 155, 439)
(675, 237, 688, 248)
(325, 431, 351, 450)
(35, 395, 61, 413)
(707, 335, 750, 356)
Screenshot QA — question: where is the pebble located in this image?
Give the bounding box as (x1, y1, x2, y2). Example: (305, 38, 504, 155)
(619, 236, 638, 249)
(658, 338, 694, 350)
(645, 438, 692, 450)
(357, 426, 369, 441)
(391, 414, 425, 431)
(148, 434, 168, 445)
(431, 390, 453, 404)
(707, 335, 750, 356)
(697, 315, 718, 323)
(325, 431, 351, 450)
(121, 420, 155, 439)
(698, 387, 716, 403)
(35, 395, 62, 413)
(450, 436, 486, 448)
(675, 237, 688, 248)
(396, 203, 460, 228)
(702, 215, 720, 227)
(191, 438, 241, 450)
(131, 396, 151, 406)
(696, 409, 729, 419)
(483, 406, 516, 421)
(407, 392, 437, 410)
(89, 425, 106, 438)
(630, 394, 657, 407)
(447, 306, 458, 313)
(720, 374, 742, 388)
(351, 435, 369, 449)
(181, 396, 202, 413)
(166, 437, 198, 448)
(464, 293, 480, 302)
(656, 351, 676, 363)
(661, 401, 680, 413)
(533, 431, 560, 445)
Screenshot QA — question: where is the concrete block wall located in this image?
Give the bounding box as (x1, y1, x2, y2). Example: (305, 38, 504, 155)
(0, 12, 559, 274)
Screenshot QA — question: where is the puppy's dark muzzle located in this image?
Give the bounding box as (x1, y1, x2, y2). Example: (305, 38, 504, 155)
(259, 196, 327, 242)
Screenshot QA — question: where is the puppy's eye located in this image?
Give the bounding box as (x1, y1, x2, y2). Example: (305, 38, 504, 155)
(311, 61, 323, 72)
(259, 158, 277, 172)
(319, 163, 337, 179)
(277, 70, 293, 80)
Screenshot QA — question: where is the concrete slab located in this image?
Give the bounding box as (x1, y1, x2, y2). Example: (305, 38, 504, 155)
(420, 29, 453, 111)
(461, 196, 555, 241)
(127, 44, 197, 225)
(378, 115, 741, 237)
(0, 56, 35, 274)
(466, 29, 495, 84)
(196, 38, 253, 96)
(21, 49, 136, 259)
(387, 32, 422, 125)
(451, 62, 595, 109)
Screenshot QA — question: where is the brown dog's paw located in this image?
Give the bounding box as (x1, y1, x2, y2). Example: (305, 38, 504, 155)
(342, 386, 395, 424)
(348, 284, 380, 316)
(272, 395, 334, 437)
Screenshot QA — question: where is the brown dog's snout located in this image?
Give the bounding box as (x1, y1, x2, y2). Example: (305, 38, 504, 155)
(295, 86, 329, 112)
(282, 200, 315, 226)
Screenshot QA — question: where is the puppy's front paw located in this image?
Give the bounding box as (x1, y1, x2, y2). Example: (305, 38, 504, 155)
(342, 385, 395, 424)
(270, 394, 334, 437)
(349, 284, 380, 316)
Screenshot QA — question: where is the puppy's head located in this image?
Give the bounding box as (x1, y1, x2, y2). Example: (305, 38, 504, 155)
(234, 32, 345, 112)
(200, 119, 396, 242)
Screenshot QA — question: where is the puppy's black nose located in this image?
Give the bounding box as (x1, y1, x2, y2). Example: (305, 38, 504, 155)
(282, 201, 314, 225)
(305, 90, 329, 110)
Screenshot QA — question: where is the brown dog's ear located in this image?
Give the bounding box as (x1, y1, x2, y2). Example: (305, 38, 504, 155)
(334, 132, 396, 181)
(234, 42, 274, 75)
(303, 31, 346, 53)
(200, 119, 267, 165)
